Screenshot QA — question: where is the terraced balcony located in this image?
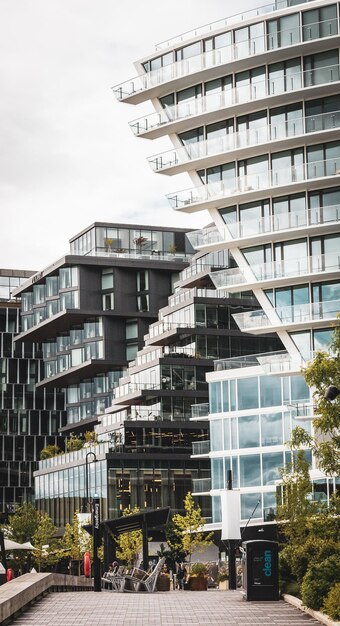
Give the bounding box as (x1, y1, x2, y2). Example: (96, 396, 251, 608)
(210, 252, 340, 291)
(233, 298, 340, 334)
(147, 110, 340, 175)
(192, 477, 211, 494)
(191, 402, 209, 419)
(128, 65, 340, 138)
(192, 440, 210, 456)
(167, 158, 340, 213)
(113, 18, 337, 104)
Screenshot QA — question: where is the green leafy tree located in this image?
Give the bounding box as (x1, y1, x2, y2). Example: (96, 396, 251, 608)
(61, 511, 92, 575)
(115, 507, 142, 568)
(32, 513, 60, 572)
(170, 492, 213, 566)
(5, 503, 39, 543)
(292, 322, 340, 475)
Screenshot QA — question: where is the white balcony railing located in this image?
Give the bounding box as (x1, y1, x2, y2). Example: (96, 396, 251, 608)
(211, 253, 340, 289)
(129, 64, 340, 136)
(192, 440, 210, 456)
(192, 477, 211, 493)
(191, 403, 210, 419)
(167, 158, 340, 210)
(113, 14, 333, 100)
(147, 110, 340, 172)
(155, 0, 315, 50)
(189, 205, 340, 250)
(233, 299, 340, 331)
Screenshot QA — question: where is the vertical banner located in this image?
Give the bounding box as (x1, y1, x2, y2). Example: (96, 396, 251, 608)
(92, 495, 101, 592)
(220, 490, 241, 540)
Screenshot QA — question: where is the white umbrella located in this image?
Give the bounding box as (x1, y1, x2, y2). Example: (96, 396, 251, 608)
(4, 539, 36, 551)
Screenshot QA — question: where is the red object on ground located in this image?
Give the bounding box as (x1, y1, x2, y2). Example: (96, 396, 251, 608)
(83, 551, 91, 577)
(6, 568, 13, 581)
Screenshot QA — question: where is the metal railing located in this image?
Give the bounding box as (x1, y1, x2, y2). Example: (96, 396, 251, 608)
(192, 440, 210, 455)
(113, 13, 332, 99)
(211, 253, 340, 289)
(191, 402, 209, 418)
(167, 157, 340, 210)
(192, 477, 211, 493)
(155, 0, 315, 50)
(129, 64, 340, 136)
(148, 110, 340, 172)
(233, 298, 340, 331)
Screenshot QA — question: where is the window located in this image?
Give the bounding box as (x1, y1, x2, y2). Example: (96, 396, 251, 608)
(268, 58, 301, 95)
(270, 104, 303, 140)
(304, 50, 339, 87)
(305, 95, 340, 133)
(240, 455, 261, 487)
(137, 294, 149, 312)
(236, 66, 266, 103)
(239, 415, 260, 448)
(261, 413, 283, 446)
(302, 5, 338, 42)
(126, 344, 138, 361)
(136, 271, 149, 292)
(237, 377, 259, 410)
(126, 321, 138, 340)
(234, 22, 265, 59)
(267, 13, 300, 49)
(210, 419, 223, 451)
(59, 267, 78, 289)
(101, 269, 114, 290)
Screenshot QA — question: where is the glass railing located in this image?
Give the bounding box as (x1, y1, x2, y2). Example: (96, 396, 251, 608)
(84, 249, 192, 262)
(211, 253, 340, 289)
(167, 158, 340, 210)
(214, 351, 277, 370)
(192, 440, 210, 455)
(113, 15, 331, 100)
(191, 402, 209, 418)
(223, 204, 340, 240)
(148, 320, 194, 339)
(129, 64, 339, 136)
(233, 298, 340, 331)
(155, 1, 314, 50)
(263, 506, 277, 522)
(147, 110, 340, 172)
(192, 477, 211, 493)
(186, 227, 223, 249)
(114, 381, 160, 399)
(168, 287, 220, 306)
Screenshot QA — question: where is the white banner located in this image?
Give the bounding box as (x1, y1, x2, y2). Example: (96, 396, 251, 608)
(220, 490, 241, 540)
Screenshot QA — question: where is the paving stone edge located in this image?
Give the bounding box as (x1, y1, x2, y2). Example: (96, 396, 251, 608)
(283, 593, 340, 626)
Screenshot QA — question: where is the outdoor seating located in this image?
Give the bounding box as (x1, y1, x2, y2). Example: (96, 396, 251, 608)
(101, 566, 128, 590)
(119, 557, 166, 593)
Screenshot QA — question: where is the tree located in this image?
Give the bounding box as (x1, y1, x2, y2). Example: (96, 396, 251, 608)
(4, 503, 39, 543)
(32, 513, 60, 572)
(61, 511, 92, 575)
(292, 322, 340, 475)
(115, 507, 142, 568)
(170, 492, 213, 566)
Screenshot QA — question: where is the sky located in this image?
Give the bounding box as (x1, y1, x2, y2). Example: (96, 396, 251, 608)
(0, 0, 264, 271)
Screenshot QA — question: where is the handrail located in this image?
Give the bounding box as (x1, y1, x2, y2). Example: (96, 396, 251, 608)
(167, 157, 340, 210)
(129, 64, 340, 135)
(233, 298, 340, 330)
(154, 0, 314, 50)
(147, 110, 340, 172)
(113, 12, 332, 99)
(211, 252, 340, 288)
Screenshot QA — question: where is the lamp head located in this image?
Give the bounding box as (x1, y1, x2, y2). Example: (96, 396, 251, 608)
(324, 385, 340, 401)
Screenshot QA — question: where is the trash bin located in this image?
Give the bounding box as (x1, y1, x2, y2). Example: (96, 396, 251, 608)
(241, 540, 279, 601)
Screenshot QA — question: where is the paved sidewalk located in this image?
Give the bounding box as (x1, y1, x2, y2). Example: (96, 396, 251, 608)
(11, 589, 320, 626)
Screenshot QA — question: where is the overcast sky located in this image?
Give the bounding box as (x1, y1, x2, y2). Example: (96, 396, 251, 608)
(0, 0, 264, 271)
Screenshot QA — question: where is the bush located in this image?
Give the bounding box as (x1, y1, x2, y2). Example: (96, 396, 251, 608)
(40, 445, 61, 460)
(191, 562, 207, 576)
(300, 554, 340, 611)
(66, 434, 83, 452)
(322, 583, 340, 621)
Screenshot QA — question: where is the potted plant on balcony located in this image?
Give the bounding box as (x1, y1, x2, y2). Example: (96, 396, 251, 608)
(188, 562, 208, 590)
(104, 237, 113, 252)
(217, 566, 229, 590)
(133, 236, 148, 253)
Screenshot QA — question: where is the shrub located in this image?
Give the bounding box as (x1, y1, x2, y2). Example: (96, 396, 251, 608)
(40, 444, 61, 460)
(66, 434, 83, 452)
(191, 562, 207, 576)
(300, 554, 340, 611)
(322, 583, 340, 621)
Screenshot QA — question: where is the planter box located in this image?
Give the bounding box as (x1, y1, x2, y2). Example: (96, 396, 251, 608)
(188, 575, 208, 591)
(218, 580, 229, 590)
(157, 574, 170, 591)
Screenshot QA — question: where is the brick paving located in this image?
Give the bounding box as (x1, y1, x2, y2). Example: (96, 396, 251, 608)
(10, 589, 320, 626)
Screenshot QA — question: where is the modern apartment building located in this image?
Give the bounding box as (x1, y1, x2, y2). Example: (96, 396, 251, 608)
(113, 0, 340, 533)
(33, 248, 280, 527)
(0, 269, 66, 520)
(13, 222, 193, 437)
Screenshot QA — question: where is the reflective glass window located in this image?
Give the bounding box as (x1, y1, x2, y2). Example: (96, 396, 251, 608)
(237, 377, 258, 410)
(238, 415, 260, 448)
(261, 412, 283, 446)
(240, 455, 261, 487)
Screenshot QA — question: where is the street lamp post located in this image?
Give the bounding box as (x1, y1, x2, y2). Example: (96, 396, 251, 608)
(85, 451, 97, 512)
(92, 493, 101, 592)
